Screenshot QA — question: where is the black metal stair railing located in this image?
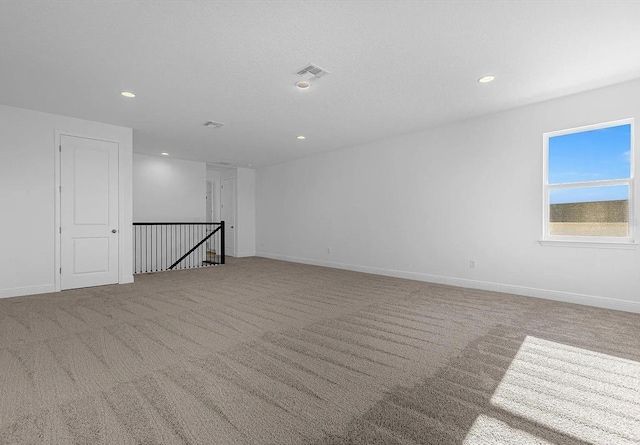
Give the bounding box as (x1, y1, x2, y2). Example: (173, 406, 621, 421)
(133, 222, 225, 274)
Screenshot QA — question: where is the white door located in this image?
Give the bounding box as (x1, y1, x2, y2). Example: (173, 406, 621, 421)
(60, 135, 119, 289)
(221, 177, 235, 256)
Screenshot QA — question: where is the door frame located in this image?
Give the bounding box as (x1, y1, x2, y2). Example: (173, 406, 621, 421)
(54, 130, 127, 292)
(220, 175, 237, 257)
(206, 180, 213, 223)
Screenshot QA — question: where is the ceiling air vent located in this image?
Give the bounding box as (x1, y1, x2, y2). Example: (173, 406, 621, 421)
(208, 161, 235, 169)
(296, 63, 330, 80)
(204, 121, 225, 128)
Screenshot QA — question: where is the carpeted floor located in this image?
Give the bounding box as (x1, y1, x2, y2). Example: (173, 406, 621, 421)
(0, 257, 638, 444)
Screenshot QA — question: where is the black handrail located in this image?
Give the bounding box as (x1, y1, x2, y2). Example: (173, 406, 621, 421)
(169, 225, 222, 269)
(132, 221, 225, 274)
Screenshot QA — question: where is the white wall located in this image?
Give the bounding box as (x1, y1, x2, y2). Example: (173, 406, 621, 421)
(133, 154, 206, 222)
(0, 104, 133, 298)
(206, 167, 222, 222)
(134, 161, 255, 258)
(236, 167, 256, 257)
(256, 78, 640, 313)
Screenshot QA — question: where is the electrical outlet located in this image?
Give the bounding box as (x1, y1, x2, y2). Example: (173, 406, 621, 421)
(327, 247, 331, 254)
(470, 260, 476, 269)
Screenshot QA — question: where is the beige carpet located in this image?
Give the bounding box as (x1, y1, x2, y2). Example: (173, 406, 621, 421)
(0, 257, 638, 444)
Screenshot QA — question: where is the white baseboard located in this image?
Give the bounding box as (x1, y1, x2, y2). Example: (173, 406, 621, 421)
(256, 252, 640, 314)
(1, 277, 134, 299)
(0, 284, 56, 300)
(234, 252, 256, 258)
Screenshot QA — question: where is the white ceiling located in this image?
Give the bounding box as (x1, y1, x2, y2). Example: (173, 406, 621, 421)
(1, 1, 640, 168)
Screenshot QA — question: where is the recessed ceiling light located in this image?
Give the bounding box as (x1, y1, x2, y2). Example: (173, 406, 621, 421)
(297, 136, 306, 140)
(161, 152, 169, 156)
(478, 75, 495, 84)
(296, 81, 310, 89)
(120, 91, 136, 98)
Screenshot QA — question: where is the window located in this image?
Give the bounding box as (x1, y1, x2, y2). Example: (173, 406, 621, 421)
(543, 119, 634, 244)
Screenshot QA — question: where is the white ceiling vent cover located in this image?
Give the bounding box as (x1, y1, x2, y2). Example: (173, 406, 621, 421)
(204, 121, 225, 128)
(297, 64, 330, 80)
(209, 161, 235, 168)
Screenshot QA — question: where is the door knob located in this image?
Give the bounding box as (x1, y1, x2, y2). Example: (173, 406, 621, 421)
(111, 229, 117, 233)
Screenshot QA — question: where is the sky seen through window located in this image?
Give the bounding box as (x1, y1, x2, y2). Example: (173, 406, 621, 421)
(548, 124, 631, 204)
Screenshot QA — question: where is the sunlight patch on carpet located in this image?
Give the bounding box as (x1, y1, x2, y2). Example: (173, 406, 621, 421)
(463, 414, 554, 444)
(464, 336, 640, 444)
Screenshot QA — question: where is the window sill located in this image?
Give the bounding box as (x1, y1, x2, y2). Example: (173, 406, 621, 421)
(539, 240, 638, 250)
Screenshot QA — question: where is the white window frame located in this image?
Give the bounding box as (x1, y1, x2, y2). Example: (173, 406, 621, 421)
(542, 118, 635, 246)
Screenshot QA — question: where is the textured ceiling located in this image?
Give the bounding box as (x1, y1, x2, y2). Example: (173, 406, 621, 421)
(1, 1, 640, 168)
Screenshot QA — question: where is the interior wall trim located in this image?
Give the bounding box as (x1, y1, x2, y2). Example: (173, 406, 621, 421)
(257, 251, 640, 314)
(0, 284, 56, 300)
